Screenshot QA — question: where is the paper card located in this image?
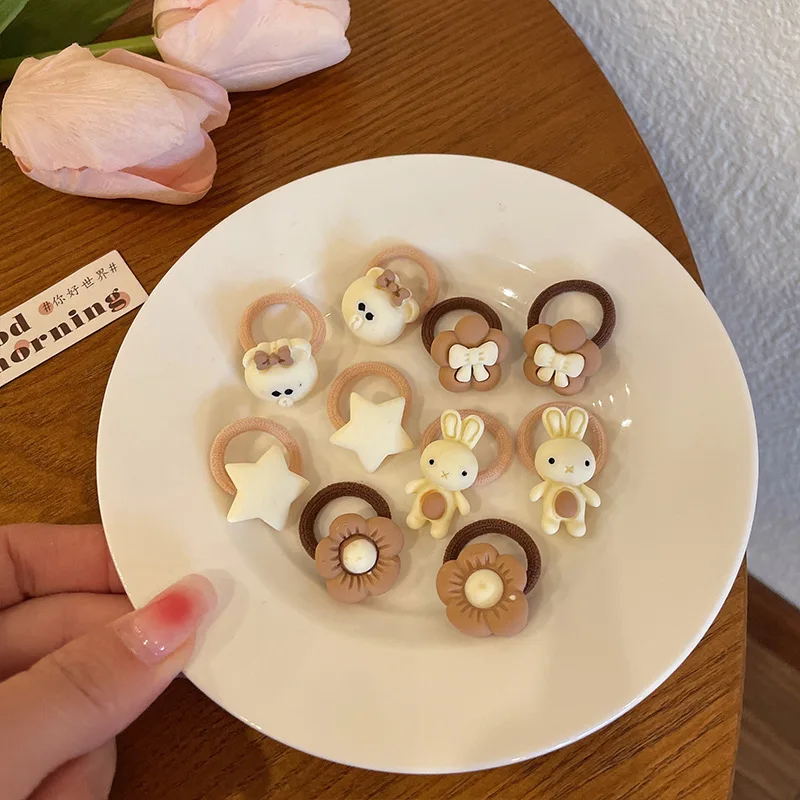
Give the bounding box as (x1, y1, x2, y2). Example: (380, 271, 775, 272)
(0, 251, 147, 388)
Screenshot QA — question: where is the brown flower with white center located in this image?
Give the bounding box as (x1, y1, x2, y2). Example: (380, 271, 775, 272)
(430, 314, 510, 392)
(314, 513, 403, 603)
(522, 319, 602, 396)
(436, 543, 528, 636)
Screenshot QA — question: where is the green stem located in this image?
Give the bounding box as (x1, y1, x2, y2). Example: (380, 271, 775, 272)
(0, 35, 158, 82)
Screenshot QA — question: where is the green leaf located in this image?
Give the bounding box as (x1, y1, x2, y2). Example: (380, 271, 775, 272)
(0, 0, 29, 37)
(0, 0, 131, 58)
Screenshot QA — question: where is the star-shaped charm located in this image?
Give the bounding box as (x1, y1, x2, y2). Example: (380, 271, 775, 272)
(225, 446, 309, 530)
(329, 393, 414, 472)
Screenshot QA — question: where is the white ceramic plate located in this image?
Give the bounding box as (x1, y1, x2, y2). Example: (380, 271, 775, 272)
(98, 155, 757, 774)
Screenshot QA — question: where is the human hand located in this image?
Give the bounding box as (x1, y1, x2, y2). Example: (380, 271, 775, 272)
(0, 523, 216, 800)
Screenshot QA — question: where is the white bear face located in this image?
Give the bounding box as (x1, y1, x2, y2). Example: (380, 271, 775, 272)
(243, 338, 318, 408)
(419, 440, 479, 492)
(341, 268, 420, 346)
(534, 438, 595, 487)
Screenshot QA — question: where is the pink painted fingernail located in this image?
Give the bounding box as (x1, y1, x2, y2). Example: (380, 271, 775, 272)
(115, 575, 216, 665)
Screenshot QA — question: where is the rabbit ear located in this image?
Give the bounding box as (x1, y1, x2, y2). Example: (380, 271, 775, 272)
(566, 407, 589, 440)
(440, 409, 463, 441)
(459, 414, 485, 450)
(542, 407, 566, 439)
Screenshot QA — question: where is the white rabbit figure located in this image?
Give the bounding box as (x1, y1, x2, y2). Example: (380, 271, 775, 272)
(341, 267, 420, 346)
(406, 410, 485, 539)
(242, 338, 318, 408)
(529, 406, 601, 537)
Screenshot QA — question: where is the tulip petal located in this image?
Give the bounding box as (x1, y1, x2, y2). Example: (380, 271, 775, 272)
(100, 48, 230, 131)
(124, 130, 217, 195)
(16, 130, 217, 205)
(1, 44, 189, 173)
(154, 0, 351, 92)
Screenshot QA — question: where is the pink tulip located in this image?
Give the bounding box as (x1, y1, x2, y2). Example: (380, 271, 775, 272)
(153, 0, 351, 92)
(1, 44, 230, 204)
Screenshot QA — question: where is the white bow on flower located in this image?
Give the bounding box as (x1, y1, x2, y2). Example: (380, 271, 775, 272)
(533, 343, 585, 388)
(448, 341, 500, 383)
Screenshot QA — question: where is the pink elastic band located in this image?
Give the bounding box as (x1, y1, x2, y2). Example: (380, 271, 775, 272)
(238, 293, 327, 354)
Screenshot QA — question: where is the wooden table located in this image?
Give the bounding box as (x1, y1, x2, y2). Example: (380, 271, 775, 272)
(0, 0, 745, 797)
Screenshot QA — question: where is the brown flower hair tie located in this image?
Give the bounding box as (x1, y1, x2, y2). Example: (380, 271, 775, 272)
(328, 361, 414, 473)
(517, 402, 607, 538)
(523, 280, 616, 396)
(436, 519, 542, 637)
(341, 244, 441, 346)
(209, 417, 309, 530)
(299, 482, 405, 604)
(407, 409, 513, 540)
(421, 297, 510, 392)
(239, 292, 327, 407)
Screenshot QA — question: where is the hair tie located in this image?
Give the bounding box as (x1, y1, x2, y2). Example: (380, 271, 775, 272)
(239, 293, 327, 407)
(299, 482, 404, 604)
(341, 244, 441, 346)
(327, 362, 414, 473)
(407, 409, 513, 540)
(421, 298, 510, 393)
(523, 280, 616, 395)
(517, 402, 607, 538)
(209, 417, 309, 530)
(419, 409, 514, 487)
(436, 519, 541, 637)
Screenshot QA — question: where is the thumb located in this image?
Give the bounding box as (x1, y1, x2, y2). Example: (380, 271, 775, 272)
(0, 574, 216, 800)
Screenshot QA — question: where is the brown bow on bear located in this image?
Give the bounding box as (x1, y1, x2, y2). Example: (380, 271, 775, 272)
(254, 345, 294, 370)
(430, 314, 510, 392)
(375, 270, 412, 307)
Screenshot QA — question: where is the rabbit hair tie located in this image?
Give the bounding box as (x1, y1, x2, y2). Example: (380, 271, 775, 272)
(517, 402, 607, 538)
(407, 409, 513, 540)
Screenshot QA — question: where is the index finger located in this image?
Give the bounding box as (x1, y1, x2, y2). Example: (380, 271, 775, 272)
(0, 524, 124, 609)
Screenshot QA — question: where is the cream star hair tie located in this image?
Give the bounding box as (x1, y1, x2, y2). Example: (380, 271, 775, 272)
(210, 417, 309, 530)
(327, 361, 415, 473)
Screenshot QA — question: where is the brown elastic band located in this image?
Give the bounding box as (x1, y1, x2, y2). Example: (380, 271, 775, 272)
(419, 409, 514, 487)
(366, 245, 440, 316)
(421, 297, 503, 353)
(210, 417, 304, 496)
(443, 519, 541, 595)
(238, 292, 327, 353)
(516, 402, 608, 476)
(298, 482, 392, 559)
(527, 280, 616, 348)
(327, 361, 413, 430)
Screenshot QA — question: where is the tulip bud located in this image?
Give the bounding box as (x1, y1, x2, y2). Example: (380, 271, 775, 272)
(153, 0, 351, 92)
(1, 44, 230, 204)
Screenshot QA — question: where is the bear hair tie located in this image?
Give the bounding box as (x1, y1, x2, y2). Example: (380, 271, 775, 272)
(436, 519, 542, 637)
(523, 279, 615, 395)
(341, 244, 440, 346)
(421, 297, 510, 392)
(209, 417, 309, 530)
(239, 293, 327, 407)
(299, 482, 405, 604)
(517, 402, 607, 538)
(327, 361, 414, 473)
